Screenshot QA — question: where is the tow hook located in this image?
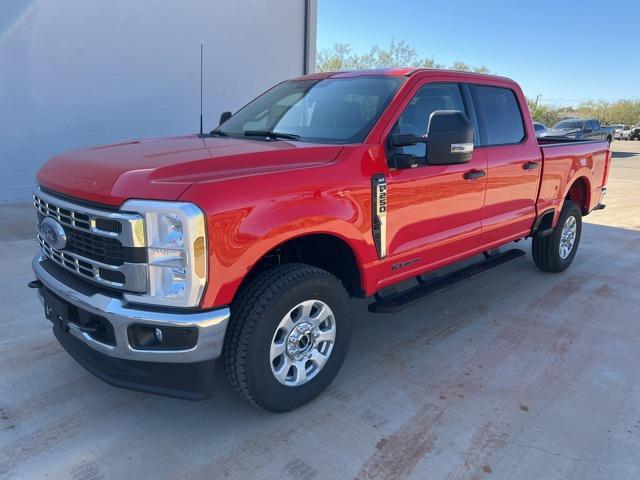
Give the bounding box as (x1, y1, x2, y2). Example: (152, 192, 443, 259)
(28, 279, 43, 289)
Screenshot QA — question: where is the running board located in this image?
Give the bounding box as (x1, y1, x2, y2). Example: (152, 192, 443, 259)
(368, 248, 526, 314)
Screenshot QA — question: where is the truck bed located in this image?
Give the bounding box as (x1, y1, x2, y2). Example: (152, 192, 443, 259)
(537, 138, 610, 215)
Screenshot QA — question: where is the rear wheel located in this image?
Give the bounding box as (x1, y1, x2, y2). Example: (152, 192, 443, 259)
(223, 263, 352, 412)
(532, 200, 582, 272)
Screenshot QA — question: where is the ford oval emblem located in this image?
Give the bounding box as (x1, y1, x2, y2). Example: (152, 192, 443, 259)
(38, 217, 67, 250)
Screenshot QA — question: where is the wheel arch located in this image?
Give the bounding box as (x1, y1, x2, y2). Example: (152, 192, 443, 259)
(564, 175, 591, 215)
(233, 232, 366, 304)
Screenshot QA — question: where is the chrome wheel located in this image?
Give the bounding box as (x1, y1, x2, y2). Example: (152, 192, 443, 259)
(559, 215, 577, 260)
(270, 299, 336, 387)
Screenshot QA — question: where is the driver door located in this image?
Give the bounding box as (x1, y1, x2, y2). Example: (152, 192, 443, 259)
(382, 82, 488, 274)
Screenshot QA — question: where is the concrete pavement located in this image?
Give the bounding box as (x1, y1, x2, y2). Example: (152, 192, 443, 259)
(0, 141, 639, 480)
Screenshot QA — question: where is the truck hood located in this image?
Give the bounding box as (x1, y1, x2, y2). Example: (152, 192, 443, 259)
(37, 135, 343, 206)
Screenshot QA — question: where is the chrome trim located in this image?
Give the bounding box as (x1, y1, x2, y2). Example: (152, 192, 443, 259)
(33, 186, 145, 248)
(38, 234, 147, 292)
(451, 143, 474, 154)
(33, 254, 229, 363)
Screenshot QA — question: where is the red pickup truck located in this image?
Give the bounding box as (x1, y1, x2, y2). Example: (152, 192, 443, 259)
(31, 69, 610, 412)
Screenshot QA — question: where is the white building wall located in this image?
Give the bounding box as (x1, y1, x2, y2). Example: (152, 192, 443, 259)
(0, 0, 316, 202)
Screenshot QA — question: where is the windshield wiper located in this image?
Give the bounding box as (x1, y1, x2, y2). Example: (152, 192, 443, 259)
(243, 130, 300, 140)
(209, 129, 230, 137)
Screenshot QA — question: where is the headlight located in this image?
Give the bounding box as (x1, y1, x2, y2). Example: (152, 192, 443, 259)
(121, 200, 207, 308)
(566, 134, 577, 139)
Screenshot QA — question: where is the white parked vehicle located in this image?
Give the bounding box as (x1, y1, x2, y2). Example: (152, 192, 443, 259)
(620, 125, 633, 140)
(611, 124, 626, 140)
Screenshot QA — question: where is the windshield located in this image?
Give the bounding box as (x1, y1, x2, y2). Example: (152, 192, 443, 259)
(553, 120, 585, 130)
(217, 76, 405, 144)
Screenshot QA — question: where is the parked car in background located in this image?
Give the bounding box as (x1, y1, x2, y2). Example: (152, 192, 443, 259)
(533, 122, 549, 136)
(620, 125, 632, 140)
(611, 124, 626, 140)
(539, 118, 613, 143)
(630, 124, 640, 141)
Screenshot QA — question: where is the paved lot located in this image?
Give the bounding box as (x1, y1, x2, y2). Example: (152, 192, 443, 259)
(1, 142, 639, 480)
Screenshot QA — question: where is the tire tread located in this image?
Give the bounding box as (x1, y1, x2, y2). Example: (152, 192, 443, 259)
(222, 263, 348, 410)
(532, 200, 581, 273)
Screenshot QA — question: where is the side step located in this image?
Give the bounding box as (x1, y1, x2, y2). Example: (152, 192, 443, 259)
(368, 248, 526, 314)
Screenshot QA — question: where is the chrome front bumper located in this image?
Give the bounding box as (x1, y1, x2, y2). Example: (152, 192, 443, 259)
(32, 254, 230, 364)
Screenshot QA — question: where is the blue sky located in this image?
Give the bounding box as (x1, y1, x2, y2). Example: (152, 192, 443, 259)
(317, 0, 639, 105)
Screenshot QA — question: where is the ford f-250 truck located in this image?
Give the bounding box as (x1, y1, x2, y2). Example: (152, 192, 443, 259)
(30, 69, 610, 412)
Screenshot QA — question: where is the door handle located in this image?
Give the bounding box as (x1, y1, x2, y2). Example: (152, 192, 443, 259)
(522, 161, 539, 170)
(463, 169, 486, 180)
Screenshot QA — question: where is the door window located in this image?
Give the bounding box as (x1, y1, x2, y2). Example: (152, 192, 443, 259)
(389, 83, 466, 157)
(471, 85, 525, 146)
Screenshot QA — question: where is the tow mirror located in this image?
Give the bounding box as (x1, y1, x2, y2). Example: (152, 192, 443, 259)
(425, 110, 474, 165)
(219, 111, 232, 125)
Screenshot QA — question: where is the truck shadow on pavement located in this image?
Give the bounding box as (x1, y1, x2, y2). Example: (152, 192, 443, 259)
(612, 151, 639, 159)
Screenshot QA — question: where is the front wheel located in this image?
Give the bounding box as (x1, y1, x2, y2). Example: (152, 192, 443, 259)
(223, 263, 352, 412)
(532, 200, 582, 272)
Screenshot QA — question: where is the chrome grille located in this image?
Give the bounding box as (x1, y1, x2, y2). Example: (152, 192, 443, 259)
(33, 187, 147, 292)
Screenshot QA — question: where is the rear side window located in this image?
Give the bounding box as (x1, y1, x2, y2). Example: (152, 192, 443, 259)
(471, 85, 525, 146)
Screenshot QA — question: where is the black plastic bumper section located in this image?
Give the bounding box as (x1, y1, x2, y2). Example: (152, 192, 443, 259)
(53, 325, 215, 400)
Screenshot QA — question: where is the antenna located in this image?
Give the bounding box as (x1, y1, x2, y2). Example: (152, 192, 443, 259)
(199, 44, 204, 136)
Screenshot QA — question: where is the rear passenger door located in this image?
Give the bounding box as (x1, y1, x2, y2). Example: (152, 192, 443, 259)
(470, 84, 542, 249)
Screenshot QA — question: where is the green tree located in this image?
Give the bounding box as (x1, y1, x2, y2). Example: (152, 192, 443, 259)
(315, 42, 354, 72)
(315, 40, 490, 73)
(527, 99, 562, 127)
(450, 61, 470, 72)
(577, 99, 640, 125)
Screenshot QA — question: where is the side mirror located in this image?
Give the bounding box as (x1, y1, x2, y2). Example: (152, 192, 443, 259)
(426, 110, 474, 165)
(583, 128, 592, 133)
(219, 111, 232, 125)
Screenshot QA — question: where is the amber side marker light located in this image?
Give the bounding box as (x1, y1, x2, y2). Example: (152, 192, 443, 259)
(194, 236, 206, 279)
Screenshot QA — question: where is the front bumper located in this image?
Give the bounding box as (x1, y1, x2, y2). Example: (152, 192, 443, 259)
(32, 254, 230, 399)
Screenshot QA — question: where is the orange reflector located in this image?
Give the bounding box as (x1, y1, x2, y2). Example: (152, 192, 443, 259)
(194, 236, 206, 278)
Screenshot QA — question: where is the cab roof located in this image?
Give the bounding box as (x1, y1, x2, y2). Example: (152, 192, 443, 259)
(294, 67, 514, 83)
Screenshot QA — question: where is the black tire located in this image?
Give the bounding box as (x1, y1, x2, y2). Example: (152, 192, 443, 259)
(532, 200, 582, 273)
(223, 263, 352, 412)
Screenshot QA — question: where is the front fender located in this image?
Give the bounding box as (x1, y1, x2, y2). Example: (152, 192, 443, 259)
(180, 161, 376, 308)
